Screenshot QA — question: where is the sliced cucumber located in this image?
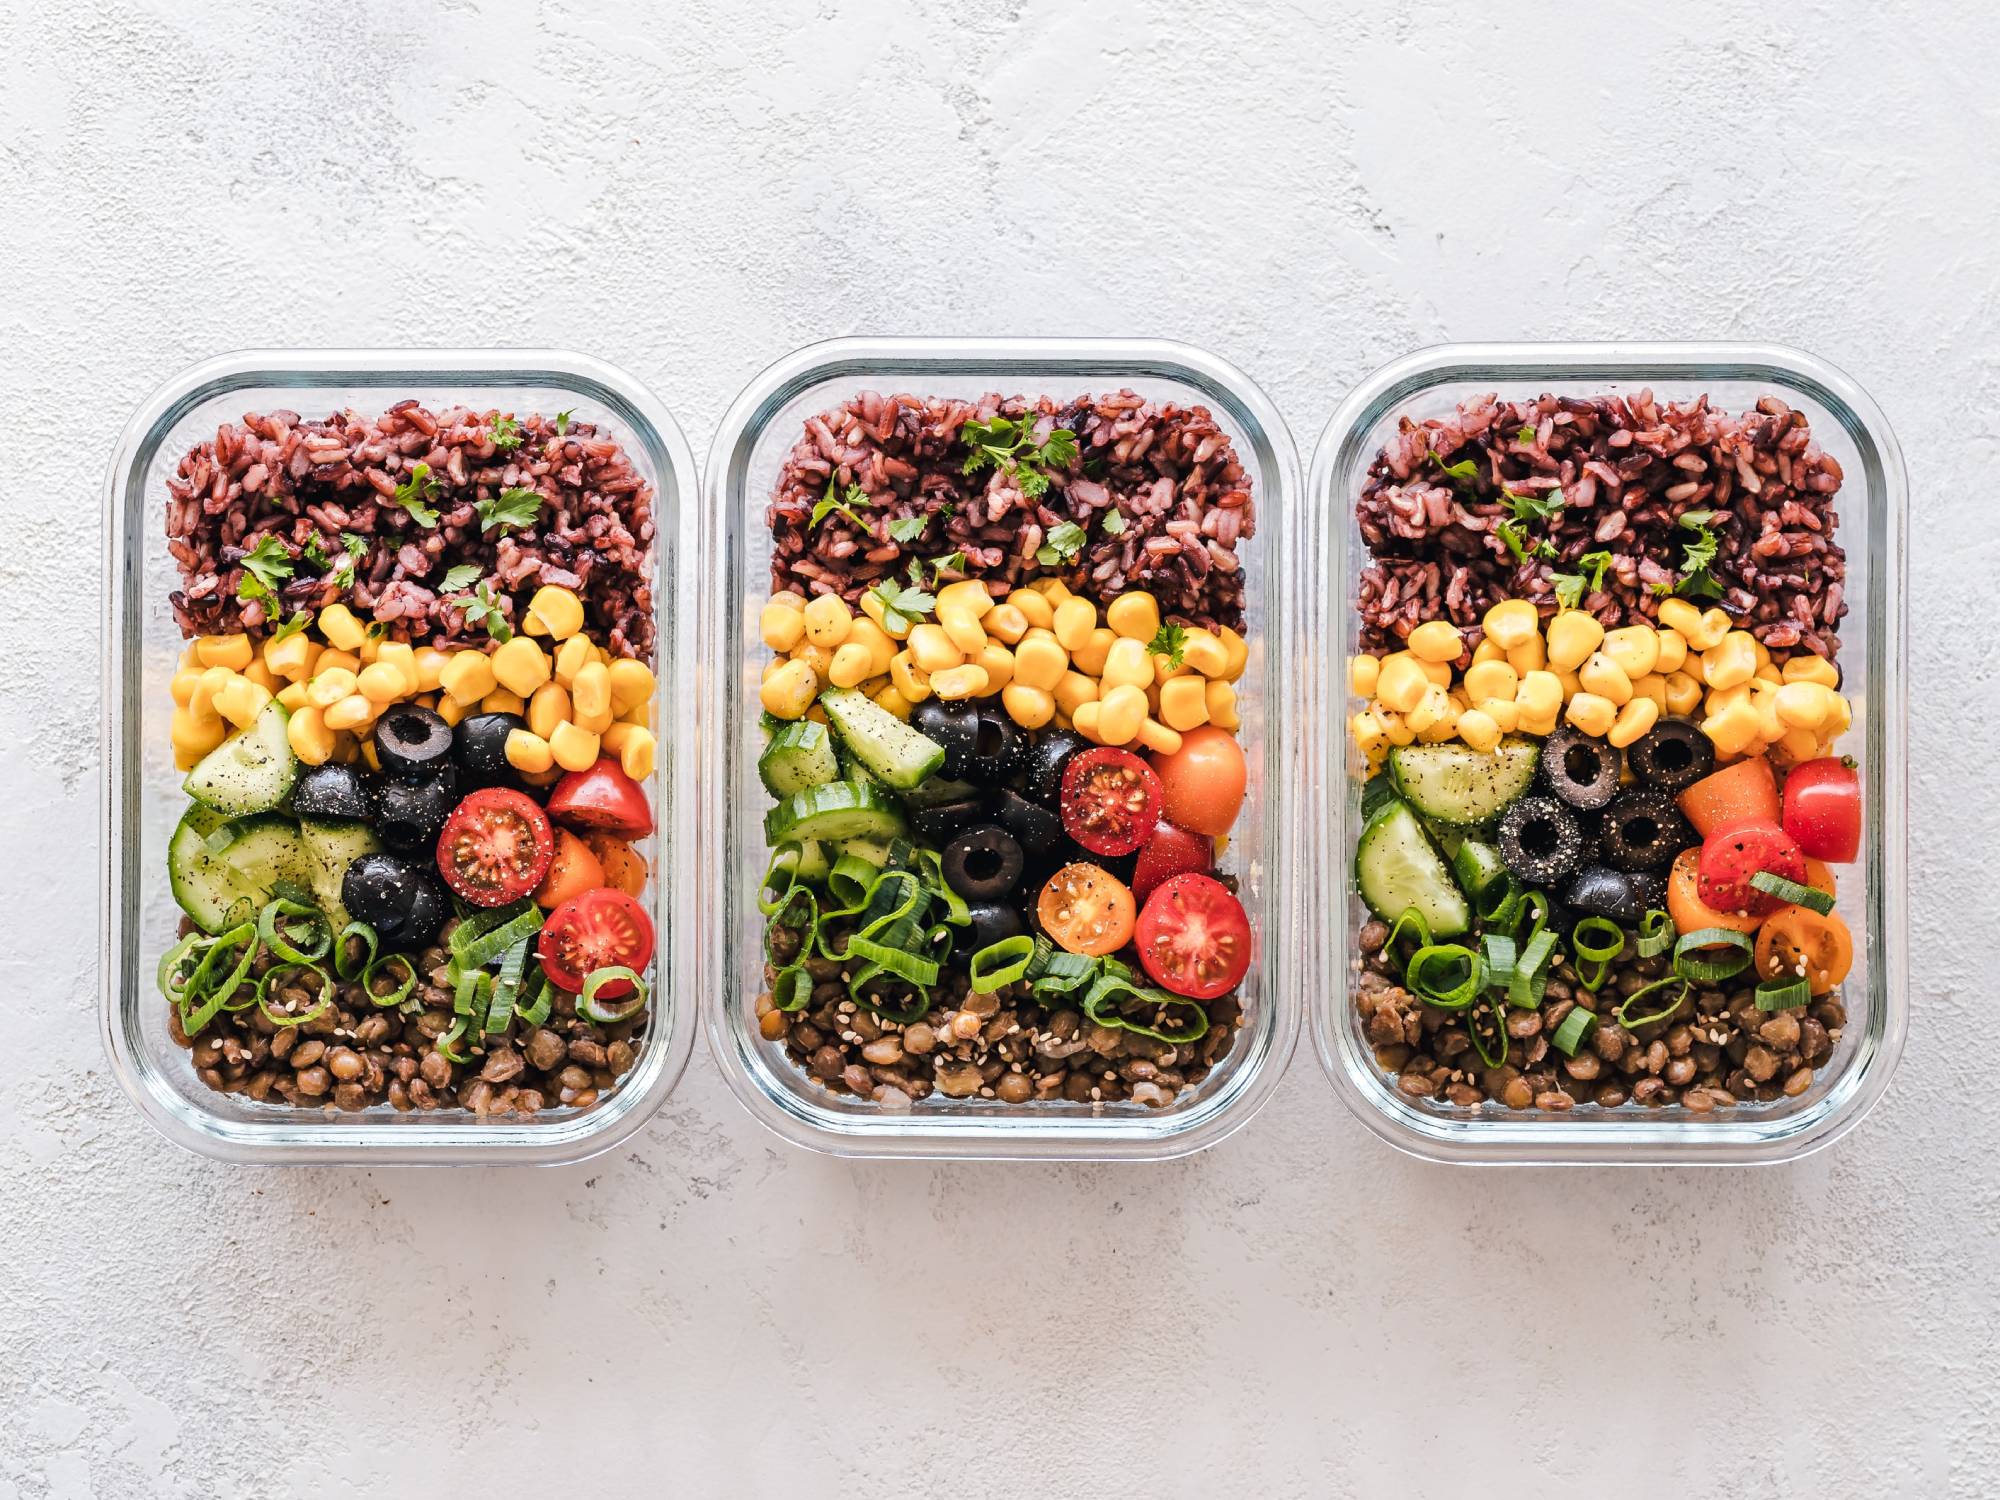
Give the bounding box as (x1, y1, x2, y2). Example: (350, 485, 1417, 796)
(1451, 838, 1506, 898)
(1355, 799, 1470, 937)
(788, 839, 831, 883)
(758, 720, 840, 797)
(834, 835, 894, 867)
(817, 687, 945, 791)
(837, 745, 886, 787)
(1388, 736, 1540, 827)
(899, 775, 979, 809)
(764, 781, 907, 845)
(183, 701, 298, 817)
(168, 809, 313, 934)
(299, 817, 381, 930)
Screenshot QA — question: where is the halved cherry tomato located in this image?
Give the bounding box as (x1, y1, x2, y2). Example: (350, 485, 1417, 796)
(582, 832, 648, 898)
(1755, 906, 1853, 994)
(1148, 726, 1246, 838)
(1804, 857, 1836, 900)
(1132, 822, 1213, 905)
(1135, 873, 1252, 1000)
(437, 788, 554, 907)
(546, 757, 654, 839)
(1782, 757, 1861, 863)
(1060, 748, 1162, 856)
(1667, 847, 1760, 938)
(1698, 821, 1806, 919)
(1678, 756, 1779, 837)
(538, 888, 655, 996)
(1036, 863, 1136, 957)
(534, 829, 605, 910)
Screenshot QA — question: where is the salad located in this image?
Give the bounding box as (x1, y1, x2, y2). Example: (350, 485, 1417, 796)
(1347, 391, 1859, 1112)
(753, 390, 1256, 1109)
(157, 404, 663, 1117)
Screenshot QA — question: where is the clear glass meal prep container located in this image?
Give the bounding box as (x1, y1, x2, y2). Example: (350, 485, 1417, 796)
(100, 350, 702, 1165)
(1306, 342, 1908, 1165)
(699, 337, 1305, 1159)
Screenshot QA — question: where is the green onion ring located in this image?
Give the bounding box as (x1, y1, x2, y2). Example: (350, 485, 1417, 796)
(1749, 871, 1834, 915)
(180, 923, 260, 1033)
(485, 941, 530, 1033)
(452, 963, 485, 1016)
(1636, 909, 1675, 958)
(332, 921, 378, 981)
(257, 898, 331, 964)
(157, 932, 206, 1004)
(844, 931, 940, 989)
(967, 935, 1036, 993)
(1468, 1000, 1509, 1070)
(1476, 875, 1522, 930)
(1517, 890, 1552, 946)
(1080, 970, 1209, 1045)
(1615, 976, 1690, 1030)
(1570, 916, 1625, 965)
(1481, 934, 1518, 994)
(363, 952, 419, 1009)
(255, 961, 334, 1028)
(1407, 944, 1483, 1009)
(577, 965, 649, 1024)
(1507, 929, 1558, 1009)
(1384, 906, 1433, 974)
(827, 853, 881, 911)
(451, 901, 544, 970)
(1551, 1005, 1597, 1057)
(771, 964, 813, 1013)
(435, 1015, 474, 1064)
(1673, 927, 1754, 985)
(515, 972, 555, 1027)
(1755, 975, 1813, 1012)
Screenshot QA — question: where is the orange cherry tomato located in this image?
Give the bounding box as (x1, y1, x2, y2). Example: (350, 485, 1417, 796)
(1755, 907, 1853, 994)
(1036, 863, 1136, 957)
(1803, 857, 1836, 901)
(582, 832, 649, 898)
(1677, 756, 1779, 837)
(1148, 726, 1247, 838)
(1666, 847, 1761, 938)
(534, 828, 605, 910)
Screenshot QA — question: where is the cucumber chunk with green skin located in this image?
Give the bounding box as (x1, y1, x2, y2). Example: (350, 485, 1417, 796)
(299, 817, 382, 931)
(834, 835, 895, 867)
(1388, 736, 1540, 827)
(1355, 799, 1470, 937)
(758, 720, 841, 797)
(817, 687, 945, 791)
(1451, 838, 1507, 898)
(764, 781, 908, 845)
(183, 701, 298, 816)
(168, 810, 314, 933)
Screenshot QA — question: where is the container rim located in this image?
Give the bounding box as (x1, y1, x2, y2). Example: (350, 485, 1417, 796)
(1306, 339, 1909, 1165)
(99, 347, 702, 1165)
(699, 335, 1305, 1159)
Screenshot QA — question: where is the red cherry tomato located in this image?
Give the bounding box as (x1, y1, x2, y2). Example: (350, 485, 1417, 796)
(1060, 747, 1162, 857)
(1132, 822, 1213, 905)
(1148, 726, 1247, 838)
(1134, 873, 1252, 1000)
(436, 788, 555, 907)
(1781, 757, 1861, 863)
(546, 758, 654, 839)
(1696, 820, 1806, 920)
(538, 888, 655, 996)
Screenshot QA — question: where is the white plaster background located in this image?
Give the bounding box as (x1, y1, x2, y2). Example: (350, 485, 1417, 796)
(1, 0, 1995, 1495)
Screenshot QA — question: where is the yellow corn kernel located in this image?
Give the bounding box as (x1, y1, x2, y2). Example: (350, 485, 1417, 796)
(829, 642, 875, 689)
(975, 643, 1015, 694)
(1158, 675, 1210, 732)
(1752, 638, 1772, 670)
(503, 728, 553, 774)
(1052, 597, 1097, 653)
(889, 651, 932, 705)
(357, 634, 383, 665)
(1578, 651, 1634, 708)
(1629, 673, 1667, 711)
(1009, 587, 1055, 631)
(1054, 671, 1099, 718)
(1608, 696, 1660, 749)
(939, 605, 988, 659)
(436, 650, 494, 707)
(1775, 681, 1832, 730)
(1753, 663, 1782, 688)
(603, 658, 654, 717)
(548, 634, 590, 688)
(368, 642, 412, 697)
(1599, 625, 1659, 681)
(1218, 626, 1249, 682)
(1659, 670, 1702, 716)
(1013, 634, 1068, 692)
(1407, 620, 1464, 664)
(490, 637, 552, 697)
(276, 680, 310, 712)
(1701, 631, 1758, 691)
(935, 578, 991, 616)
(1506, 634, 1548, 677)
(310, 668, 362, 711)
(1751, 684, 1785, 745)
(546, 720, 598, 773)
(1375, 705, 1416, 746)
(170, 704, 228, 761)
(1414, 657, 1453, 690)
(194, 633, 253, 671)
(279, 704, 332, 765)
(1564, 691, 1617, 737)
(1463, 660, 1519, 704)
(1071, 627, 1116, 678)
(222, 676, 277, 729)
(1782, 653, 1840, 688)
(1655, 597, 1703, 639)
(169, 669, 204, 708)
(601, 721, 636, 753)
(260, 631, 312, 681)
(907, 623, 963, 674)
(1031, 577, 1074, 603)
(179, 641, 205, 669)
(1351, 710, 1387, 756)
(240, 659, 280, 694)
(1096, 684, 1148, 746)
(1348, 655, 1381, 698)
(1515, 670, 1564, 722)
(869, 683, 913, 721)
(569, 661, 611, 724)
(1701, 699, 1762, 758)
(930, 664, 990, 701)
(1001, 683, 1056, 730)
(789, 640, 835, 685)
(398, 646, 445, 695)
(324, 694, 376, 733)
(1203, 679, 1240, 732)
(1453, 708, 1499, 752)
(1482, 599, 1541, 650)
(1467, 639, 1505, 670)
(1707, 683, 1750, 717)
(855, 588, 911, 642)
(1174, 628, 1225, 678)
(1462, 695, 1513, 735)
(317, 604, 366, 652)
(1826, 692, 1852, 736)
(1686, 607, 1733, 652)
(798, 593, 850, 648)
(436, 694, 470, 728)
(1556, 668, 1584, 701)
(1374, 654, 1430, 715)
(760, 659, 819, 720)
(614, 726, 656, 782)
(761, 597, 808, 651)
(1102, 637, 1156, 693)
(1105, 591, 1161, 642)
(520, 585, 582, 642)
(1545, 611, 1605, 671)
(354, 661, 404, 705)
(982, 602, 1030, 646)
(316, 649, 361, 680)
(1650, 628, 1687, 676)
(189, 666, 234, 719)
(846, 614, 897, 672)
(1406, 683, 1454, 736)
(1131, 717, 1180, 756)
(528, 681, 571, 740)
(1071, 700, 1104, 744)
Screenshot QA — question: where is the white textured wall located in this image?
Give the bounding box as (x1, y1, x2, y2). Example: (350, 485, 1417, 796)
(3, 1, 1996, 1495)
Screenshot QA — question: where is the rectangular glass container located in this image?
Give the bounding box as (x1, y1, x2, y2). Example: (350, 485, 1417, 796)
(1307, 342, 1908, 1164)
(100, 350, 701, 1164)
(700, 337, 1304, 1159)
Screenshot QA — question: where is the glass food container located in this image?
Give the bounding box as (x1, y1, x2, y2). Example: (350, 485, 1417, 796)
(700, 337, 1305, 1159)
(1307, 342, 1908, 1165)
(100, 350, 701, 1165)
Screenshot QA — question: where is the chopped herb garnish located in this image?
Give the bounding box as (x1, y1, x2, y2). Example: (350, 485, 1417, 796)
(237, 535, 296, 596)
(1551, 573, 1586, 610)
(927, 550, 965, 581)
(301, 534, 332, 568)
(554, 409, 574, 436)
(365, 621, 390, 641)
(1502, 486, 1563, 522)
(437, 563, 483, 596)
(391, 462, 440, 527)
(886, 512, 930, 545)
(1428, 450, 1481, 486)
(268, 610, 311, 644)
(451, 581, 514, 643)
(811, 478, 872, 531)
(1148, 622, 1188, 671)
(960, 415, 1078, 499)
(475, 486, 542, 534)
(1099, 510, 1127, 537)
(867, 566, 936, 635)
(332, 531, 368, 590)
(1516, 423, 1538, 445)
(1550, 554, 1610, 610)
(1495, 520, 1530, 563)
(1577, 549, 1613, 592)
(1035, 521, 1089, 568)
(1674, 512, 1724, 598)
(489, 414, 523, 451)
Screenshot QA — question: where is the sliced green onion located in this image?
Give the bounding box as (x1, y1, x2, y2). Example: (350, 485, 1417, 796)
(1673, 927, 1754, 985)
(516, 972, 555, 1026)
(844, 930, 940, 989)
(1755, 975, 1812, 1012)
(967, 935, 1036, 993)
(1570, 916, 1625, 964)
(771, 964, 812, 1013)
(452, 963, 485, 1016)
(1551, 1005, 1597, 1057)
(361, 952, 418, 1008)
(1080, 968, 1208, 1044)
(180, 923, 260, 1034)
(827, 853, 881, 911)
(257, 898, 330, 964)
(1507, 928, 1558, 1008)
(451, 900, 544, 969)
(1749, 871, 1834, 915)
(485, 940, 529, 1033)
(577, 965, 649, 1024)
(157, 932, 205, 1004)
(1476, 875, 1522, 930)
(1026, 943, 1096, 1001)
(333, 920, 378, 981)
(1384, 906, 1433, 974)
(1517, 890, 1552, 946)
(1636, 909, 1675, 958)
(1468, 1001, 1509, 1069)
(1481, 934, 1518, 995)
(435, 1014, 473, 1064)
(255, 961, 333, 1028)
(1615, 976, 1690, 1030)
(1407, 944, 1482, 1009)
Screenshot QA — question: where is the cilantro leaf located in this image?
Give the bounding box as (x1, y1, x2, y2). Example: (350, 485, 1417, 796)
(269, 610, 311, 644)
(867, 575, 935, 635)
(1502, 486, 1563, 522)
(554, 410, 574, 436)
(301, 533, 332, 568)
(475, 486, 543, 534)
(1674, 511, 1724, 597)
(1148, 622, 1188, 671)
(489, 414, 523, 451)
(1516, 423, 1538, 445)
(451, 581, 514, 643)
(810, 478, 872, 531)
(960, 415, 1025, 477)
(1428, 450, 1480, 486)
(1495, 520, 1532, 563)
(332, 531, 369, 590)
(1551, 573, 1586, 610)
(1550, 551, 1613, 610)
(887, 512, 930, 545)
(1035, 521, 1088, 568)
(1577, 549, 1613, 592)
(1099, 510, 1127, 537)
(959, 415, 1078, 497)
(1036, 429, 1080, 471)
(1018, 467, 1051, 501)
(238, 535, 295, 594)
(926, 550, 965, 581)
(391, 462, 440, 527)
(437, 563, 483, 596)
